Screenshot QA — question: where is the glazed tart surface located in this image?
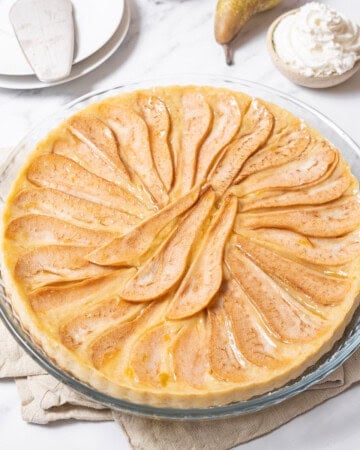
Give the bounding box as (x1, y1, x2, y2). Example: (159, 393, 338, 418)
(2, 85, 360, 407)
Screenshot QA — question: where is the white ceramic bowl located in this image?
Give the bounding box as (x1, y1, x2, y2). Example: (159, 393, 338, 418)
(267, 9, 360, 89)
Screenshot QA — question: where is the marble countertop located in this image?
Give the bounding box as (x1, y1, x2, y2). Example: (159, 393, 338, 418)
(0, 0, 359, 448)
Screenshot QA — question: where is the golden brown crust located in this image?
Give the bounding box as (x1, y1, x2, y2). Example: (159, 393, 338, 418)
(1, 85, 360, 408)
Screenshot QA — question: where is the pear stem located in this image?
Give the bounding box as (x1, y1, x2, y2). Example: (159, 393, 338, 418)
(223, 44, 233, 65)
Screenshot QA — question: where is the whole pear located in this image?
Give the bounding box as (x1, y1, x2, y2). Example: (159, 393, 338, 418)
(215, 0, 282, 65)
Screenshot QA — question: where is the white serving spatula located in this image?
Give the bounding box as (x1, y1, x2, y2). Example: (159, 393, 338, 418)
(9, 0, 74, 83)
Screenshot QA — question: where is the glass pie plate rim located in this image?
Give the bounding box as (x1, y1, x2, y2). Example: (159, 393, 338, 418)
(0, 74, 359, 420)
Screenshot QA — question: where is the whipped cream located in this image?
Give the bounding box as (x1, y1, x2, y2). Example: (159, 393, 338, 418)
(273, 2, 360, 77)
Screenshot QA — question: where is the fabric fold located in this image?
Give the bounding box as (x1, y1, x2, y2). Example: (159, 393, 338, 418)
(113, 353, 358, 450)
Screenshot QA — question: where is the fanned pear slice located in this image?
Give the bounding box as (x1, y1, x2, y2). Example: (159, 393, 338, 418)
(137, 95, 174, 191)
(234, 235, 351, 305)
(236, 196, 360, 237)
(90, 302, 165, 369)
(237, 163, 352, 212)
(223, 280, 282, 368)
(236, 127, 311, 180)
(174, 91, 212, 196)
(226, 246, 322, 342)
(234, 141, 338, 197)
(172, 316, 209, 388)
(52, 134, 146, 204)
(101, 105, 168, 207)
(29, 269, 136, 313)
(120, 189, 215, 301)
(12, 188, 140, 232)
(238, 228, 360, 266)
(52, 137, 125, 186)
(195, 93, 241, 184)
(167, 195, 237, 320)
(27, 154, 150, 218)
(15, 245, 112, 289)
(6, 215, 115, 247)
(87, 185, 201, 267)
(67, 114, 127, 170)
(209, 100, 274, 194)
(63, 115, 147, 202)
(209, 303, 246, 382)
(60, 298, 142, 350)
(129, 322, 183, 388)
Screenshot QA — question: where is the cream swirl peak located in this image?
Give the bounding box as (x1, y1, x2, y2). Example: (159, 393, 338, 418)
(273, 2, 360, 77)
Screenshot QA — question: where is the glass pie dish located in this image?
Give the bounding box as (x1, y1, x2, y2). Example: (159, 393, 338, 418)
(0, 75, 359, 420)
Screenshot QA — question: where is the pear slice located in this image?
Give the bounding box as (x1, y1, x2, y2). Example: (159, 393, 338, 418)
(90, 302, 164, 369)
(6, 215, 115, 247)
(173, 91, 212, 196)
(52, 134, 148, 205)
(237, 127, 311, 180)
(195, 93, 241, 184)
(60, 298, 143, 350)
(120, 189, 215, 301)
(53, 136, 127, 187)
(238, 228, 360, 266)
(223, 279, 282, 368)
(58, 116, 145, 201)
(237, 163, 352, 211)
(172, 316, 209, 388)
(101, 105, 168, 207)
(226, 246, 322, 342)
(68, 114, 127, 170)
(12, 188, 140, 232)
(234, 141, 338, 197)
(29, 269, 135, 313)
(209, 100, 274, 194)
(234, 235, 351, 305)
(236, 196, 360, 237)
(129, 322, 183, 388)
(15, 245, 112, 289)
(27, 154, 150, 218)
(87, 185, 201, 267)
(166, 195, 237, 319)
(137, 95, 174, 192)
(209, 303, 246, 382)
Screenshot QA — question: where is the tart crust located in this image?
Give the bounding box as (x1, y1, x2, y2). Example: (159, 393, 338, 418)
(1, 85, 360, 408)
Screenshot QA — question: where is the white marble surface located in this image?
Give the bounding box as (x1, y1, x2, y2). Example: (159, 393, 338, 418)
(0, 0, 359, 449)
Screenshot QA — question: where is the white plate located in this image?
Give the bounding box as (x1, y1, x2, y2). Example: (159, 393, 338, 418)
(0, 0, 125, 76)
(0, 0, 130, 89)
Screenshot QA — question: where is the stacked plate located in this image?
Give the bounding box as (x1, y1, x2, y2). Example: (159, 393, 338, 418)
(0, 0, 130, 89)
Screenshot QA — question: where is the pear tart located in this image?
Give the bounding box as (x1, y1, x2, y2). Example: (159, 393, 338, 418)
(2, 86, 360, 408)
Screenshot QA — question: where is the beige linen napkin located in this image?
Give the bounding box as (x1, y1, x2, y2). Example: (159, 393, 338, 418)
(1, 317, 359, 449)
